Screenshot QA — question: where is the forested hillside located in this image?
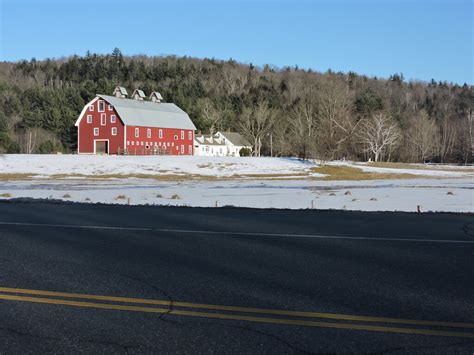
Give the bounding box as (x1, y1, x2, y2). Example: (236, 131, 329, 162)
(0, 49, 472, 163)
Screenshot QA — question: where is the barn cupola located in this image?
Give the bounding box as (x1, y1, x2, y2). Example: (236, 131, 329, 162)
(149, 91, 163, 103)
(113, 86, 128, 98)
(132, 89, 146, 101)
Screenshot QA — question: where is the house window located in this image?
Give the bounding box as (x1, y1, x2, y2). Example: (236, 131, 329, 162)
(93, 128, 99, 136)
(205, 146, 209, 152)
(188, 131, 192, 140)
(147, 128, 151, 138)
(87, 115, 92, 123)
(174, 135, 178, 141)
(110, 115, 116, 123)
(111, 127, 117, 136)
(180, 131, 184, 139)
(89, 105, 94, 112)
(108, 104, 113, 111)
(180, 145, 184, 154)
(188, 145, 192, 154)
(159, 129, 163, 139)
(98, 100, 105, 112)
(101, 113, 106, 125)
(135, 128, 139, 138)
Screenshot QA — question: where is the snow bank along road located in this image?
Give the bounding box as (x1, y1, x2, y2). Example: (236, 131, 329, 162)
(0, 201, 473, 353)
(1, 155, 473, 212)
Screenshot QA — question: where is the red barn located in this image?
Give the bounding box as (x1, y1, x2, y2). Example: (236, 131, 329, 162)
(75, 86, 196, 155)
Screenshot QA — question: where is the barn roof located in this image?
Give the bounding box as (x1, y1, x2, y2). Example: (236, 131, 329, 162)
(97, 95, 196, 130)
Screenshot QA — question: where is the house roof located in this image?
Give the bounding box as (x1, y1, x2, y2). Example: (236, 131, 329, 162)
(94, 95, 196, 130)
(194, 134, 226, 146)
(218, 132, 251, 147)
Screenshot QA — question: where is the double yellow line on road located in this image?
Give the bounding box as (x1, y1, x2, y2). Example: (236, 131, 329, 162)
(0, 286, 473, 338)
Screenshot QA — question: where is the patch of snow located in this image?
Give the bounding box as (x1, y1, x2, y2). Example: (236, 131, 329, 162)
(1, 178, 472, 213)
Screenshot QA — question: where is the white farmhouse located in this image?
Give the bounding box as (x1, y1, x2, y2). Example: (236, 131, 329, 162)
(194, 131, 251, 157)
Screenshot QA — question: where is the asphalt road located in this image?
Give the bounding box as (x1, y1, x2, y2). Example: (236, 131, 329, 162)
(0, 200, 473, 354)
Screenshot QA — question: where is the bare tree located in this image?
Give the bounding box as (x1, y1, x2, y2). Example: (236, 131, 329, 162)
(437, 116, 456, 163)
(198, 98, 222, 135)
(406, 110, 439, 162)
(239, 101, 274, 157)
(357, 112, 401, 162)
(315, 80, 357, 161)
(289, 100, 317, 159)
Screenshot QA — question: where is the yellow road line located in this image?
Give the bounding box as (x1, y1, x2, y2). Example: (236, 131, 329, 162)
(0, 293, 473, 339)
(0, 286, 472, 330)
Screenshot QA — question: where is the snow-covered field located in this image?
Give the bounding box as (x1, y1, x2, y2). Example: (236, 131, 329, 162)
(1, 155, 472, 212)
(0, 154, 322, 178)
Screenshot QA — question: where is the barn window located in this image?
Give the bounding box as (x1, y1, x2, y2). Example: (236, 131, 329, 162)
(110, 115, 116, 123)
(98, 100, 105, 112)
(147, 128, 151, 138)
(111, 127, 117, 136)
(89, 105, 94, 112)
(188, 145, 192, 154)
(171, 142, 174, 147)
(131, 141, 134, 146)
(174, 135, 178, 141)
(188, 131, 192, 140)
(180, 131, 184, 139)
(87, 115, 92, 123)
(159, 129, 163, 139)
(135, 128, 139, 138)
(94, 128, 99, 136)
(180, 145, 184, 154)
(101, 113, 106, 125)
(108, 104, 113, 111)
(127, 141, 130, 145)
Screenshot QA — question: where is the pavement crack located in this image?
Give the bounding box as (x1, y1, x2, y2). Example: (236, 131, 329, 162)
(203, 321, 315, 354)
(370, 339, 474, 354)
(95, 266, 177, 324)
(462, 221, 474, 240)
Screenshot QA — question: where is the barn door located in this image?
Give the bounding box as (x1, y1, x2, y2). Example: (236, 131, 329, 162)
(95, 141, 108, 155)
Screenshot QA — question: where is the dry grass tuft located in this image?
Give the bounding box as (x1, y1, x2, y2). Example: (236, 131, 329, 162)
(115, 195, 127, 200)
(0, 174, 34, 181)
(447, 191, 454, 195)
(171, 194, 181, 200)
(0, 193, 12, 198)
(62, 193, 72, 198)
(312, 165, 418, 181)
(156, 193, 163, 198)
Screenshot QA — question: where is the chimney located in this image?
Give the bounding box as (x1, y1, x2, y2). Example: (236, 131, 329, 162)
(113, 86, 128, 98)
(132, 89, 146, 101)
(149, 91, 163, 103)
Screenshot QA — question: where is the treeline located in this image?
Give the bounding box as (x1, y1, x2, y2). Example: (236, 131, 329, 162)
(0, 48, 472, 163)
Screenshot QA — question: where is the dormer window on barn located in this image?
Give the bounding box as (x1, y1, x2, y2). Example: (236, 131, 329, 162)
(98, 100, 105, 112)
(132, 89, 146, 101)
(149, 92, 163, 103)
(113, 86, 128, 98)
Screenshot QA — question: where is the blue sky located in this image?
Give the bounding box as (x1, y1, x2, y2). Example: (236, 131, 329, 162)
(0, 0, 472, 84)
